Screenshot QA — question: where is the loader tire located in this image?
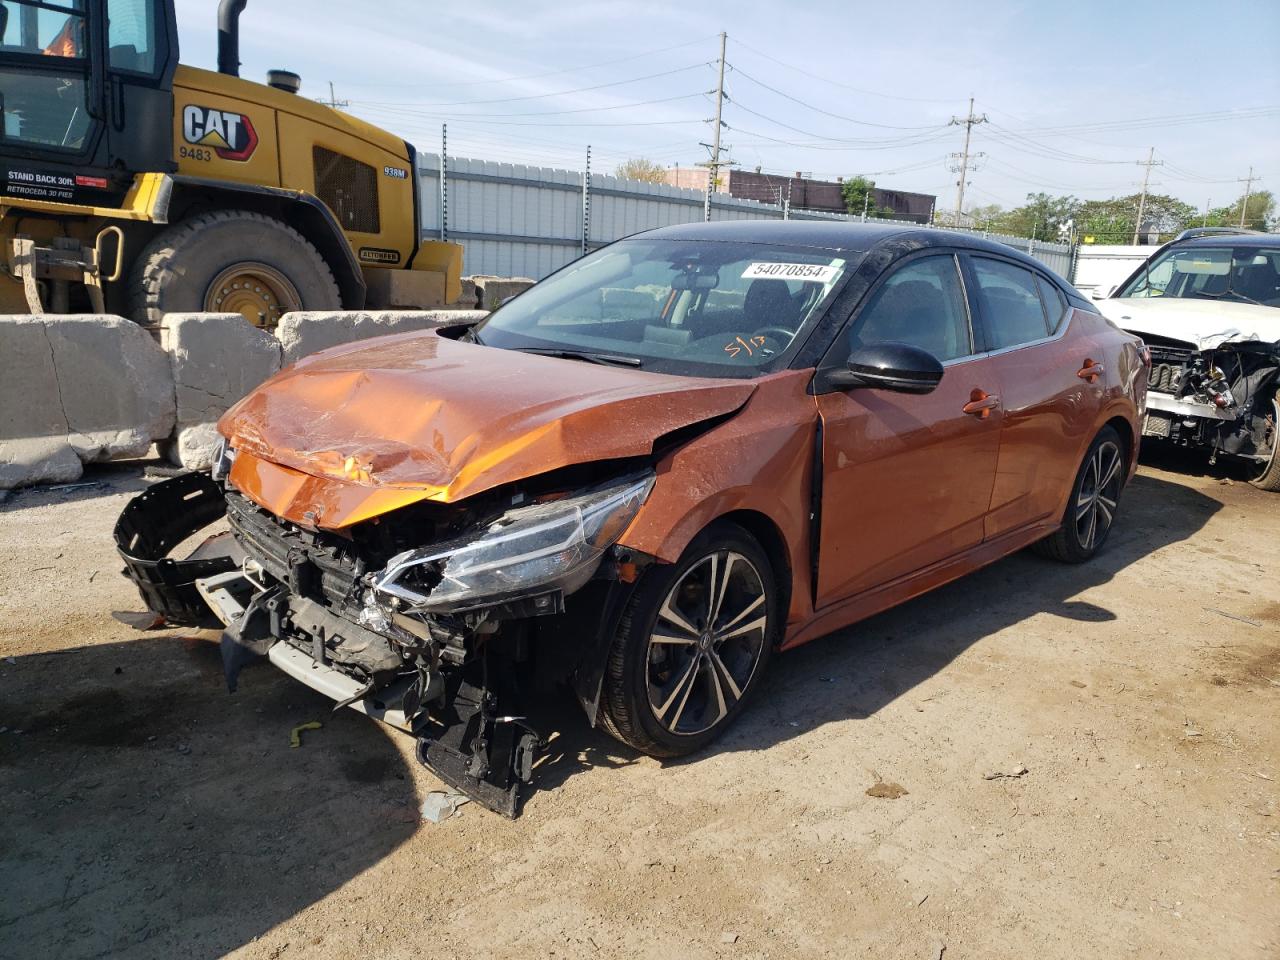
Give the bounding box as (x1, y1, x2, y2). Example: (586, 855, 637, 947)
(128, 210, 341, 328)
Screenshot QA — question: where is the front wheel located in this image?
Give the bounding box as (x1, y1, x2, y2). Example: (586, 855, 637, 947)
(1034, 426, 1126, 563)
(599, 522, 779, 758)
(1247, 396, 1280, 492)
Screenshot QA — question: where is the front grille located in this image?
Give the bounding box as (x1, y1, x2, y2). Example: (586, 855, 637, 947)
(1147, 344, 1194, 395)
(225, 493, 362, 609)
(313, 146, 380, 233)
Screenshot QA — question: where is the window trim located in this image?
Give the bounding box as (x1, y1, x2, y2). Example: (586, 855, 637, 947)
(961, 252, 1075, 357)
(813, 248, 979, 392)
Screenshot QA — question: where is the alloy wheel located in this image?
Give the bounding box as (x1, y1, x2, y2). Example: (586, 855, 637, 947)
(1075, 439, 1123, 550)
(645, 550, 769, 737)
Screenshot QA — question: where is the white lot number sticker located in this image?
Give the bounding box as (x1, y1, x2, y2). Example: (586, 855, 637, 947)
(742, 261, 838, 283)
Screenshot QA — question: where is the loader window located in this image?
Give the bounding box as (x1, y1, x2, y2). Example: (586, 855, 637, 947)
(0, 0, 86, 58)
(107, 0, 159, 74)
(0, 1, 92, 152)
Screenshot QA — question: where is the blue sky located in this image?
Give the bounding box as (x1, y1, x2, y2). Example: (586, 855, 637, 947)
(174, 0, 1279, 213)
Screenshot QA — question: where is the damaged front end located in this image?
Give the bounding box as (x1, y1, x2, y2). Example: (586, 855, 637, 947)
(115, 456, 653, 817)
(1140, 335, 1279, 471)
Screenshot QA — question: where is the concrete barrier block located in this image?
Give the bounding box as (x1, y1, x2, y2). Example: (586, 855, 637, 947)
(41, 315, 174, 461)
(0, 315, 173, 487)
(162, 312, 281, 424)
(469, 276, 535, 310)
(160, 312, 282, 470)
(276, 310, 488, 365)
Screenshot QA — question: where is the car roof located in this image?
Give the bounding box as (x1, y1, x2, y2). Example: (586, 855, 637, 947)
(633, 219, 1058, 276)
(1169, 231, 1280, 249)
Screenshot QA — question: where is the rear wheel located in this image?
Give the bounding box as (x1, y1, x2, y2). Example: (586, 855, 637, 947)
(1034, 426, 1125, 563)
(599, 522, 778, 758)
(128, 210, 340, 328)
(1247, 396, 1280, 492)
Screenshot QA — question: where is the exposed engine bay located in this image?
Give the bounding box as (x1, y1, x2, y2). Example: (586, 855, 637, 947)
(1140, 333, 1279, 465)
(114, 463, 654, 817)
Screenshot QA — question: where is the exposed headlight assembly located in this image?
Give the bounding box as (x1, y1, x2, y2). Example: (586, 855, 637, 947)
(373, 473, 655, 613)
(210, 436, 237, 482)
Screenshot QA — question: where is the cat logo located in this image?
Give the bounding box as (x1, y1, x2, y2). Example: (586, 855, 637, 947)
(181, 105, 258, 161)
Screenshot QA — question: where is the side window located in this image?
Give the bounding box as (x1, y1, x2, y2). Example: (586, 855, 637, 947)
(107, 0, 157, 74)
(1035, 275, 1068, 332)
(846, 255, 971, 362)
(971, 258, 1049, 350)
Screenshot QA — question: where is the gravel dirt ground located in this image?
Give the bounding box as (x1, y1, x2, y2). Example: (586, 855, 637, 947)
(1, 449, 1277, 960)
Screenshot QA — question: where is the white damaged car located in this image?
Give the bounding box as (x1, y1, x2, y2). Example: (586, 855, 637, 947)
(1095, 229, 1280, 490)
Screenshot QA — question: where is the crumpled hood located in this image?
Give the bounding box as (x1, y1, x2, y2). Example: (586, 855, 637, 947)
(219, 330, 755, 528)
(1098, 297, 1280, 350)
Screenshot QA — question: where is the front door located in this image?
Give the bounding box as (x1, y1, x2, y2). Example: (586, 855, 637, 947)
(814, 253, 1002, 608)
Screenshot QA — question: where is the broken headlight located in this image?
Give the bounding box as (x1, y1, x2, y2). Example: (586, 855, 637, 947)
(373, 473, 655, 612)
(210, 436, 237, 482)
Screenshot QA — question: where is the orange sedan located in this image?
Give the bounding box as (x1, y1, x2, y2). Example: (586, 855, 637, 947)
(117, 222, 1148, 814)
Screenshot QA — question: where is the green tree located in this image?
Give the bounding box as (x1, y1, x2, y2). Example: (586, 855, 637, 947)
(616, 158, 668, 184)
(841, 175, 885, 217)
(992, 192, 1080, 241)
(1205, 190, 1275, 231)
(1077, 193, 1197, 243)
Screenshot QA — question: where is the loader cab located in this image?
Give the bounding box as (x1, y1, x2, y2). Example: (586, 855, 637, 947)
(0, 0, 177, 205)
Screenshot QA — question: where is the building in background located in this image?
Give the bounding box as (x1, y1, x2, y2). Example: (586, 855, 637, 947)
(663, 168, 935, 223)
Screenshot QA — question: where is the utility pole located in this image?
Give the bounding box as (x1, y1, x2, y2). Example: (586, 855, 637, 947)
(948, 97, 987, 224)
(1202, 197, 1210, 228)
(1237, 166, 1259, 228)
(700, 32, 730, 222)
(1132, 147, 1162, 244)
(322, 81, 349, 109)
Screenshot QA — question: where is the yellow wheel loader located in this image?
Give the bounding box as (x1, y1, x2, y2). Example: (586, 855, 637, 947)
(0, 0, 460, 327)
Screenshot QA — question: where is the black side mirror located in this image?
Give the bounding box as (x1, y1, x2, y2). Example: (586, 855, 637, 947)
(824, 341, 944, 394)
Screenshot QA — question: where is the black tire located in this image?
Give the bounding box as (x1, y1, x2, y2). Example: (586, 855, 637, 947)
(599, 521, 779, 758)
(1248, 396, 1280, 492)
(127, 209, 341, 327)
(1034, 425, 1126, 563)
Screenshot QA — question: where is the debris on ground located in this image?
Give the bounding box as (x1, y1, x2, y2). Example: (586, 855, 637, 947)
(866, 781, 909, 799)
(289, 721, 323, 748)
(930, 941, 946, 960)
(419, 791, 472, 823)
(983, 765, 1029, 781)
(1204, 607, 1261, 627)
(111, 610, 166, 630)
(1070, 680, 1087, 688)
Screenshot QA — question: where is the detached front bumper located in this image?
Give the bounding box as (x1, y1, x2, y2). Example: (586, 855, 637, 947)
(114, 473, 638, 817)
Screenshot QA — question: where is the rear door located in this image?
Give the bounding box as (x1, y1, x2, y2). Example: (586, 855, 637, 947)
(813, 251, 1002, 608)
(964, 255, 1103, 538)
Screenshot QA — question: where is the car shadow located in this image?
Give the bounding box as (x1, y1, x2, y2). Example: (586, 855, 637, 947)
(0, 633, 417, 960)
(1139, 438, 1264, 484)
(533, 471, 1223, 781)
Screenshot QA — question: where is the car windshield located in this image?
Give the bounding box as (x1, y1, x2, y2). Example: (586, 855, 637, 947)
(473, 238, 852, 377)
(1117, 245, 1280, 308)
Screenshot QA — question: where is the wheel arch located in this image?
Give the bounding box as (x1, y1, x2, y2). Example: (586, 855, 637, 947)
(162, 176, 366, 309)
(711, 509, 793, 648)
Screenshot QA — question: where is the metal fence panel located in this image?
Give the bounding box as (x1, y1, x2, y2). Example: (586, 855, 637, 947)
(417, 153, 1074, 282)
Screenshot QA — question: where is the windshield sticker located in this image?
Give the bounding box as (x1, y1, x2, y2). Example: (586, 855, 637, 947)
(724, 335, 768, 359)
(742, 262, 839, 283)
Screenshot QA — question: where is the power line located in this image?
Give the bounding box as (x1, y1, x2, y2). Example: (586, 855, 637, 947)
(729, 36, 960, 104)
(348, 62, 711, 108)
(351, 92, 708, 120)
(339, 36, 718, 89)
(726, 64, 948, 130)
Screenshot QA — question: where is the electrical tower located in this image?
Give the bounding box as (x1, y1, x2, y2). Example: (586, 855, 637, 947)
(948, 97, 987, 224)
(1132, 148, 1163, 244)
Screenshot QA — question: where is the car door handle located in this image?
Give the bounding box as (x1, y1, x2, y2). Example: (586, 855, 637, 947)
(1077, 359, 1105, 382)
(962, 390, 1000, 419)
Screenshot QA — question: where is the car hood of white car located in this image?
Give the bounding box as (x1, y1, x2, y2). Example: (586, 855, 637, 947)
(1097, 297, 1280, 350)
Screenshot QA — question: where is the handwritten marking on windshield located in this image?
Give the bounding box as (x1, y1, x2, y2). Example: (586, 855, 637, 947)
(724, 335, 768, 358)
